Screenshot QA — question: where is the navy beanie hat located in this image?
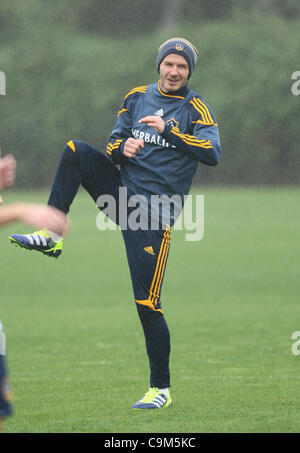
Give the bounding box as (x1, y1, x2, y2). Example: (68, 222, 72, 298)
(156, 37, 198, 79)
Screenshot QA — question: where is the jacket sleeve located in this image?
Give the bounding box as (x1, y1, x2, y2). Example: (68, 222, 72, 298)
(106, 98, 132, 165)
(161, 99, 222, 166)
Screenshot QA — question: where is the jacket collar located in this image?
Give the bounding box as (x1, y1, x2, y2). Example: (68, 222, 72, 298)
(157, 81, 189, 99)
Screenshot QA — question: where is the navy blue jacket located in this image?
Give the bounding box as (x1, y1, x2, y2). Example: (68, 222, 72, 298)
(106, 82, 222, 223)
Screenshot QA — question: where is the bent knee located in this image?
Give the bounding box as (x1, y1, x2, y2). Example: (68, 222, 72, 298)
(65, 140, 95, 156)
(66, 140, 76, 152)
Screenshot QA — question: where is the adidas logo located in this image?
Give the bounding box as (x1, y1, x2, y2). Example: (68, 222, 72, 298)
(144, 246, 155, 256)
(155, 108, 164, 117)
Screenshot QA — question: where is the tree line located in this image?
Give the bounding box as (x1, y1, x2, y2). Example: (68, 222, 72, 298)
(0, 2, 299, 187)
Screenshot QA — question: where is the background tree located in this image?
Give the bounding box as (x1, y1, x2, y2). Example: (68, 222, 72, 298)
(0, 0, 299, 187)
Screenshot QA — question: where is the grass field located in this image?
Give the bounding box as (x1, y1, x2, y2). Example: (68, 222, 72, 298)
(0, 186, 299, 433)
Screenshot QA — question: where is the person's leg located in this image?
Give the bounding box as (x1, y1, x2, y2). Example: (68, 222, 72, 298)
(136, 305, 171, 389)
(0, 322, 12, 430)
(122, 226, 172, 407)
(48, 140, 121, 215)
(9, 140, 122, 256)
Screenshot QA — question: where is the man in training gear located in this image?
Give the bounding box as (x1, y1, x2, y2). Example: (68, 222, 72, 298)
(9, 38, 222, 409)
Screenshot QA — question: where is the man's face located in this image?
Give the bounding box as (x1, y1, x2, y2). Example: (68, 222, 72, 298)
(159, 53, 189, 93)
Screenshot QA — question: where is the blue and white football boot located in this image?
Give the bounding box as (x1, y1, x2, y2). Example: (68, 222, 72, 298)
(9, 228, 63, 259)
(132, 387, 172, 409)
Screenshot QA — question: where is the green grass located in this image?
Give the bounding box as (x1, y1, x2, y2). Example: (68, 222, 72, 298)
(1, 186, 300, 433)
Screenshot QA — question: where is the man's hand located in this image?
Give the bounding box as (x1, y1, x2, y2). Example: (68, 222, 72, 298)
(0, 155, 16, 191)
(138, 116, 165, 134)
(124, 137, 144, 158)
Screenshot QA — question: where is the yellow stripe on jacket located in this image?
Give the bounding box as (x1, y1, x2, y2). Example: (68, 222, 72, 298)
(170, 126, 212, 149)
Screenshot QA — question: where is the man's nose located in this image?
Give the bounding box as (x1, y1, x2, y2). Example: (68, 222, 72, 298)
(169, 66, 179, 76)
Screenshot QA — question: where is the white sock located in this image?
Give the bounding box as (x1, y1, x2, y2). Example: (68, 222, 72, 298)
(48, 230, 62, 243)
(159, 388, 169, 397)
